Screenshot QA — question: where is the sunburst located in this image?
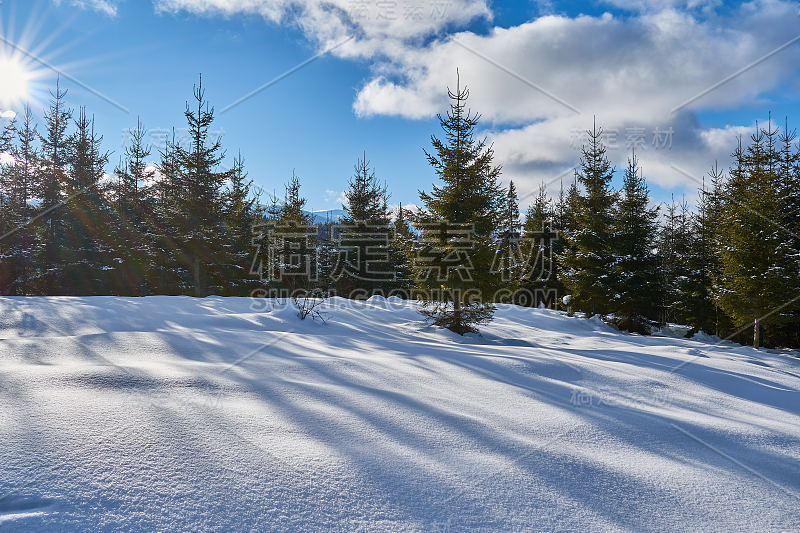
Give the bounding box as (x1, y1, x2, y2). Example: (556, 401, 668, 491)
(0, 55, 31, 106)
(0, 4, 88, 117)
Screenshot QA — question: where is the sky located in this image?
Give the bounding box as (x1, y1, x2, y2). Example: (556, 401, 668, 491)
(0, 0, 799, 212)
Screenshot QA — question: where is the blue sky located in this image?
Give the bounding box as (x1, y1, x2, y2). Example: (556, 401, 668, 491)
(1, 0, 799, 211)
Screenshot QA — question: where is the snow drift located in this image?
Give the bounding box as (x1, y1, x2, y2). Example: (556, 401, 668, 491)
(0, 296, 798, 531)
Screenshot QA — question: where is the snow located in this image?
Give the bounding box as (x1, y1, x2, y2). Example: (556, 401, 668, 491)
(651, 322, 694, 338)
(1, 296, 798, 531)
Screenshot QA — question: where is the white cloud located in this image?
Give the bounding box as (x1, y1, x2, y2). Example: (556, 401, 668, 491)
(354, 6, 798, 121)
(0, 110, 16, 120)
(154, 0, 490, 58)
(600, 0, 722, 12)
(54, 0, 120, 16)
(349, 2, 800, 198)
(323, 189, 346, 205)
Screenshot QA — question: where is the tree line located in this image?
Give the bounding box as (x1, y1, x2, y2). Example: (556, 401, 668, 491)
(0, 75, 798, 348)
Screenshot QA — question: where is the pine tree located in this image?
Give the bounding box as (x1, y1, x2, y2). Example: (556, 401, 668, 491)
(609, 152, 661, 333)
(492, 180, 521, 291)
(172, 76, 231, 296)
(337, 153, 392, 297)
(151, 129, 183, 293)
(0, 115, 16, 294)
(37, 80, 72, 294)
(416, 72, 506, 334)
(389, 203, 414, 295)
(111, 117, 156, 295)
(314, 208, 339, 295)
(658, 199, 677, 322)
(776, 118, 800, 346)
(504, 181, 521, 241)
(658, 196, 694, 325)
(554, 175, 580, 313)
(717, 123, 792, 348)
(702, 163, 732, 336)
(64, 108, 110, 294)
(562, 172, 581, 236)
(560, 120, 618, 317)
(4, 108, 39, 295)
(224, 151, 260, 295)
(253, 189, 288, 295)
(115, 118, 154, 217)
(0, 115, 13, 153)
(272, 172, 317, 295)
(683, 168, 725, 336)
(341, 153, 390, 224)
(519, 183, 560, 307)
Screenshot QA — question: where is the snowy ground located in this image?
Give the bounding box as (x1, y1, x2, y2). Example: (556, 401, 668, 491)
(0, 296, 798, 532)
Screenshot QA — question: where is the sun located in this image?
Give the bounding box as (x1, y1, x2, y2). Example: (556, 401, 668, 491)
(0, 56, 31, 105)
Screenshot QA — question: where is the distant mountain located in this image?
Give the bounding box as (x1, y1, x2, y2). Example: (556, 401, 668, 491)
(306, 209, 346, 224)
(254, 207, 346, 225)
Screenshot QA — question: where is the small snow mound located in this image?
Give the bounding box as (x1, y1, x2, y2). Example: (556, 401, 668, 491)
(588, 314, 615, 332)
(652, 323, 693, 338)
(692, 330, 724, 344)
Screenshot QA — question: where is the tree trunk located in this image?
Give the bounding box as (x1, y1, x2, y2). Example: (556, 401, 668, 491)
(194, 256, 203, 297)
(452, 291, 463, 332)
(753, 317, 760, 349)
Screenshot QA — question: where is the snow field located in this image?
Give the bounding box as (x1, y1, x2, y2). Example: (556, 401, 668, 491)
(0, 296, 798, 531)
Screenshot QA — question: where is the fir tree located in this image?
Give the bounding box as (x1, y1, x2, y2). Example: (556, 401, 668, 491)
(684, 168, 726, 336)
(281, 172, 312, 223)
(314, 208, 339, 295)
(5, 108, 38, 295)
(37, 80, 72, 294)
(341, 153, 390, 225)
(717, 124, 792, 348)
(151, 129, 183, 293)
(609, 152, 661, 333)
(702, 163, 732, 336)
(519, 183, 560, 307)
(560, 120, 618, 317)
(224, 151, 260, 295)
(272, 172, 317, 295)
(0, 115, 16, 294)
(0, 114, 13, 153)
(337, 153, 392, 297)
(252, 174, 316, 296)
(389, 203, 415, 295)
(64, 108, 110, 294)
(112, 118, 156, 295)
(172, 76, 231, 296)
(416, 72, 506, 334)
(503, 181, 521, 241)
(115, 118, 154, 218)
(776, 118, 800, 346)
(658, 196, 694, 325)
(554, 175, 580, 313)
(492, 180, 521, 291)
